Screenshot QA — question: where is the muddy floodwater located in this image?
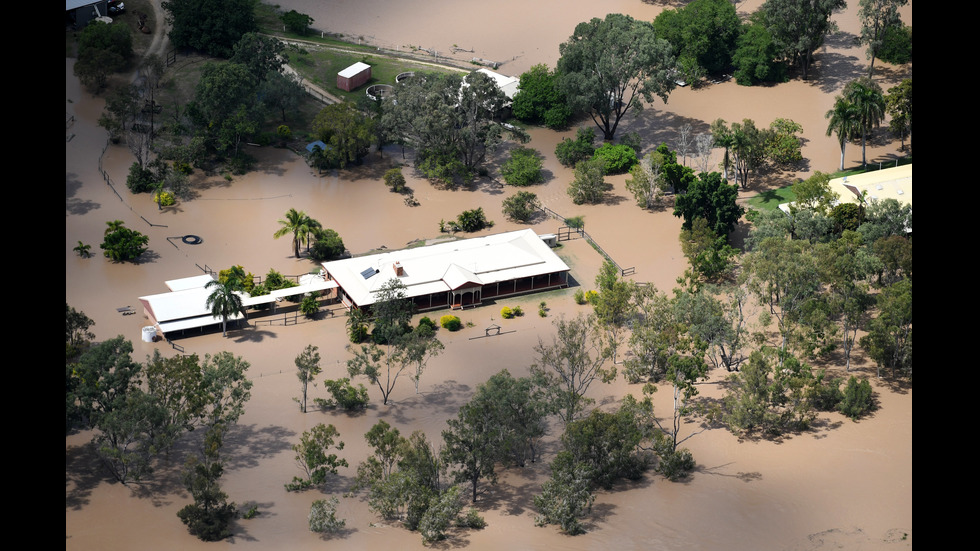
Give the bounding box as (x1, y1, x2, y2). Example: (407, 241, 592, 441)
(67, 1, 912, 549)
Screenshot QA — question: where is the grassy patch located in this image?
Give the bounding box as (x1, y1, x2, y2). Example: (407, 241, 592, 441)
(745, 186, 796, 212)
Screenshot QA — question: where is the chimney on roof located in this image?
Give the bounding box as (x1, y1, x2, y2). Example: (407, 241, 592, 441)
(394, 261, 405, 276)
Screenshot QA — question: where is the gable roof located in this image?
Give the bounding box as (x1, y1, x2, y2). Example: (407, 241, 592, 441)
(321, 229, 568, 307)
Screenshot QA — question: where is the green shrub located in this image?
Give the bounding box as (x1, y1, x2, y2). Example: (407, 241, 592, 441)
(512, 305, 524, 317)
(300, 294, 320, 318)
(564, 215, 585, 229)
(218, 265, 256, 293)
(455, 207, 493, 232)
(100, 221, 149, 262)
(318, 378, 370, 411)
(309, 498, 345, 533)
(418, 316, 437, 332)
(126, 162, 156, 193)
(501, 306, 514, 319)
(455, 507, 487, 529)
(384, 167, 407, 192)
(440, 315, 462, 331)
(309, 229, 345, 261)
(574, 289, 586, 304)
(173, 161, 193, 175)
(809, 370, 844, 411)
(348, 323, 368, 344)
(838, 376, 875, 420)
(555, 127, 597, 167)
(877, 23, 912, 65)
(501, 147, 544, 186)
(511, 64, 571, 129)
(653, 433, 696, 481)
(502, 191, 542, 223)
(592, 143, 638, 174)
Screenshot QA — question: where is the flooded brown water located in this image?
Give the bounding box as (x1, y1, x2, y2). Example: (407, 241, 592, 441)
(67, 1, 911, 549)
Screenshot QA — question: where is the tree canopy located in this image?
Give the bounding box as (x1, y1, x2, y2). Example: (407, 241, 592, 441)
(312, 103, 376, 169)
(557, 14, 676, 140)
(760, 0, 846, 80)
(163, 0, 258, 58)
(673, 172, 744, 238)
(511, 64, 571, 129)
(858, 0, 908, 76)
(383, 71, 514, 185)
(74, 21, 133, 91)
(653, 0, 741, 84)
(100, 220, 149, 262)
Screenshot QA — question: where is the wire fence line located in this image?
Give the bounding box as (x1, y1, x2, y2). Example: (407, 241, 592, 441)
(540, 205, 635, 277)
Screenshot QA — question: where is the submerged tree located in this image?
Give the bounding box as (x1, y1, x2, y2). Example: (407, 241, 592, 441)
(557, 13, 676, 141)
(761, 0, 846, 80)
(859, 0, 908, 77)
(295, 344, 321, 413)
(531, 314, 615, 427)
(442, 392, 504, 503)
(722, 349, 818, 436)
(273, 208, 320, 258)
(177, 425, 237, 541)
(287, 423, 348, 491)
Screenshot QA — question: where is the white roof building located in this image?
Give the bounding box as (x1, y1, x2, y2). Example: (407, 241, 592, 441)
(474, 68, 520, 102)
(779, 164, 912, 217)
(321, 229, 569, 311)
(828, 164, 912, 207)
(139, 273, 337, 336)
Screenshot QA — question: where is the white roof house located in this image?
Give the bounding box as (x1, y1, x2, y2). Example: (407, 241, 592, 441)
(474, 68, 520, 102)
(321, 229, 569, 311)
(139, 273, 337, 336)
(139, 275, 247, 335)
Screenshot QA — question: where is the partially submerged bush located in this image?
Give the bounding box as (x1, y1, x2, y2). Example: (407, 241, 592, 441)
(309, 497, 345, 533)
(440, 315, 462, 331)
(838, 376, 875, 420)
(592, 143, 638, 174)
(154, 190, 176, 206)
(455, 208, 493, 232)
(384, 167, 407, 192)
(555, 127, 597, 167)
(318, 378, 369, 411)
(501, 147, 544, 186)
(502, 191, 542, 223)
(126, 162, 156, 193)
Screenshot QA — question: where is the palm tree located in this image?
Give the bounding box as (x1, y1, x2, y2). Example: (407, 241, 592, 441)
(74, 241, 92, 258)
(105, 220, 125, 235)
(205, 279, 246, 337)
(843, 78, 886, 168)
(273, 208, 320, 258)
(825, 96, 860, 171)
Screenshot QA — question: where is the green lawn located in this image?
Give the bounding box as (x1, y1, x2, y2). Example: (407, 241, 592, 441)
(257, 2, 463, 103)
(745, 185, 796, 212)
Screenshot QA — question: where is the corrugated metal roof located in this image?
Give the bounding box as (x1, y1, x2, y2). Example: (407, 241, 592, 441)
(321, 229, 569, 307)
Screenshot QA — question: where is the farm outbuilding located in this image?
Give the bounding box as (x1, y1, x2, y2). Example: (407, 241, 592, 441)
(337, 62, 372, 92)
